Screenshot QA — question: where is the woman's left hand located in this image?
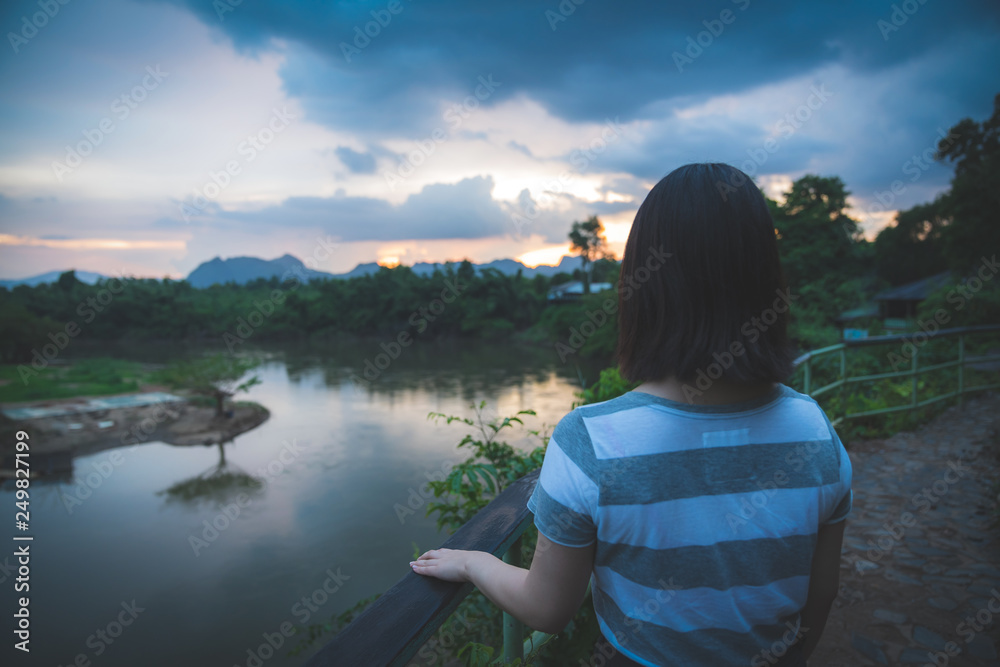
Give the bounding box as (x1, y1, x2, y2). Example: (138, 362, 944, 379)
(410, 548, 479, 582)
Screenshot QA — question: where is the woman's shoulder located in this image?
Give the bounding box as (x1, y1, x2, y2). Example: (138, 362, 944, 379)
(551, 391, 647, 441)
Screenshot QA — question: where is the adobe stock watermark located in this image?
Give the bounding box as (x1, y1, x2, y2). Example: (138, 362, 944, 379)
(672, 0, 751, 72)
(382, 76, 502, 191)
(856, 458, 970, 566)
(179, 106, 295, 222)
(681, 288, 799, 401)
(7, 0, 71, 54)
(189, 439, 306, 556)
(60, 448, 134, 515)
(340, 0, 413, 62)
(877, 0, 930, 41)
(407, 607, 481, 667)
(118, 397, 184, 447)
(393, 459, 457, 524)
(16, 270, 133, 385)
(213, 0, 244, 21)
(545, 0, 586, 31)
(223, 236, 340, 352)
(583, 578, 680, 667)
(749, 623, 809, 667)
(726, 437, 843, 534)
(945, 588, 1000, 666)
(887, 255, 998, 371)
(351, 276, 466, 385)
(715, 85, 833, 201)
(56, 600, 145, 666)
(52, 65, 169, 181)
(58, 396, 182, 513)
(232, 565, 350, 667)
(510, 117, 626, 238)
(555, 245, 672, 362)
(852, 126, 958, 239)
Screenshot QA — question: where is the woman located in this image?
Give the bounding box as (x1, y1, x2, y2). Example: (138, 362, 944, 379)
(411, 163, 852, 667)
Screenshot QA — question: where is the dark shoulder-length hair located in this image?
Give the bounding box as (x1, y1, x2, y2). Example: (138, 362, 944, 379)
(616, 162, 795, 385)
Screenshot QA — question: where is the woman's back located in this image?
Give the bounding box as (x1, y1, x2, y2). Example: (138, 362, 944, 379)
(528, 384, 852, 665)
(414, 163, 851, 666)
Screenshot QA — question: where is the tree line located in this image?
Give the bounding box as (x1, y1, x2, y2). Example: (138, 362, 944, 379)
(1, 93, 997, 364)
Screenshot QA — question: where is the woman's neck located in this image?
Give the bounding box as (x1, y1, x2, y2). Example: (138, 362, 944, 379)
(634, 376, 776, 406)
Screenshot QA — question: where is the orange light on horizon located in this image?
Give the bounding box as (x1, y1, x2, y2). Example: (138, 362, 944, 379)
(378, 255, 400, 268)
(516, 245, 571, 268)
(0, 234, 185, 250)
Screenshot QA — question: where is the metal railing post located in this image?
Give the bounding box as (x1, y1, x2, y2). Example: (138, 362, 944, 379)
(911, 346, 919, 408)
(839, 347, 847, 422)
(803, 357, 811, 395)
(958, 334, 965, 409)
(502, 536, 524, 663)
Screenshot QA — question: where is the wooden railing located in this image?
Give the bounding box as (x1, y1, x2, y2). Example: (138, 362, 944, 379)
(306, 323, 1000, 666)
(792, 324, 1000, 425)
(303, 470, 549, 666)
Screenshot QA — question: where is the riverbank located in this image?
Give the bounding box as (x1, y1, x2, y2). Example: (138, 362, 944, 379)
(0, 392, 270, 467)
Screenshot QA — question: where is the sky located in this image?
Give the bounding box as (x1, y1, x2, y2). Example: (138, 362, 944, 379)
(0, 0, 997, 280)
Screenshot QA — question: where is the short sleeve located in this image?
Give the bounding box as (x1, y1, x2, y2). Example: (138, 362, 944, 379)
(526, 414, 598, 547)
(822, 425, 853, 525)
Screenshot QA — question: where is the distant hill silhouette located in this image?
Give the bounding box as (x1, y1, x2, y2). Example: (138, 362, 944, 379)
(186, 254, 335, 288)
(0, 269, 106, 288)
(0, 254, 586, 289)
(185, 254, 585, 287)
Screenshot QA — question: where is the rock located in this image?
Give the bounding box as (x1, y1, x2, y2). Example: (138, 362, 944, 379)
(855, 559, 880, 573)
(906, 545, 952, 557)
(852, 632, 888, 665)
(883, 569, 923, 586)
(898, 647, 933, 664)
(922, 575, 971, 585)
(967, 583, 1000, 597)
(927, 597, 959, 611)
(966, 634, 997, 660)
(872, 609, 907, 624)
(912, 626, 949, 652)
(931, 536, 964, 549)
(944, 567, 983, 577)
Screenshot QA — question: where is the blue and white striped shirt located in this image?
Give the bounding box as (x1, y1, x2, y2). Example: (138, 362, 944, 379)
(526, 384, 852, 666)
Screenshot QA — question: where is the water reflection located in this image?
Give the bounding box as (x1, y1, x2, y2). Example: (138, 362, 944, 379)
(158, 442, 264, 505)
(0, 339, 606, 666)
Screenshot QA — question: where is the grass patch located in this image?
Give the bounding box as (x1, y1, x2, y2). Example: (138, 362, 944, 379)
(0, 358, 154, 403)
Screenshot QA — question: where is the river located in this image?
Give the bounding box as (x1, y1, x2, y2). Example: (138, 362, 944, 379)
(0, 339, 606, 666)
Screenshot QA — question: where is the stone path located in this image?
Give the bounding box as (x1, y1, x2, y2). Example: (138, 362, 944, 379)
(810, 393, 1000, 666)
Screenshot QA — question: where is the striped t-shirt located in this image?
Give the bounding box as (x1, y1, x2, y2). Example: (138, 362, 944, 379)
(526, 384, 852, 666)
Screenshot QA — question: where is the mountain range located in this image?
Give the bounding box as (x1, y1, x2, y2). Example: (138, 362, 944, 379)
(0, 269, 106, 289)
(1, 254, 586, 288)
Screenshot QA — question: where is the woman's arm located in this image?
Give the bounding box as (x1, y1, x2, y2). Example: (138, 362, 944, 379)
(798, 519, 846, 659)
(411, 533, 595, 634)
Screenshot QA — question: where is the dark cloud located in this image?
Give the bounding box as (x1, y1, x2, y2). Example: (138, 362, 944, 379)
(157, 0, 999, 132)
(176, 176, 512, 241)
(144, 0, 999, 211)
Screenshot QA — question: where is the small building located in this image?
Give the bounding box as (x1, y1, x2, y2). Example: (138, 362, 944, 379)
(547, 281, 614, 302)
(874, 271, 952, 329)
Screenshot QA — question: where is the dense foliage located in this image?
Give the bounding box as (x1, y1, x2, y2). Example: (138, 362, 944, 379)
(875, 93, 1000, 283)
(0, 261, 555, 362)
(3, 93, 997, 373)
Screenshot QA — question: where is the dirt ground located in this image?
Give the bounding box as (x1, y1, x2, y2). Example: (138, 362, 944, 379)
(808, 393, 1000, 666)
